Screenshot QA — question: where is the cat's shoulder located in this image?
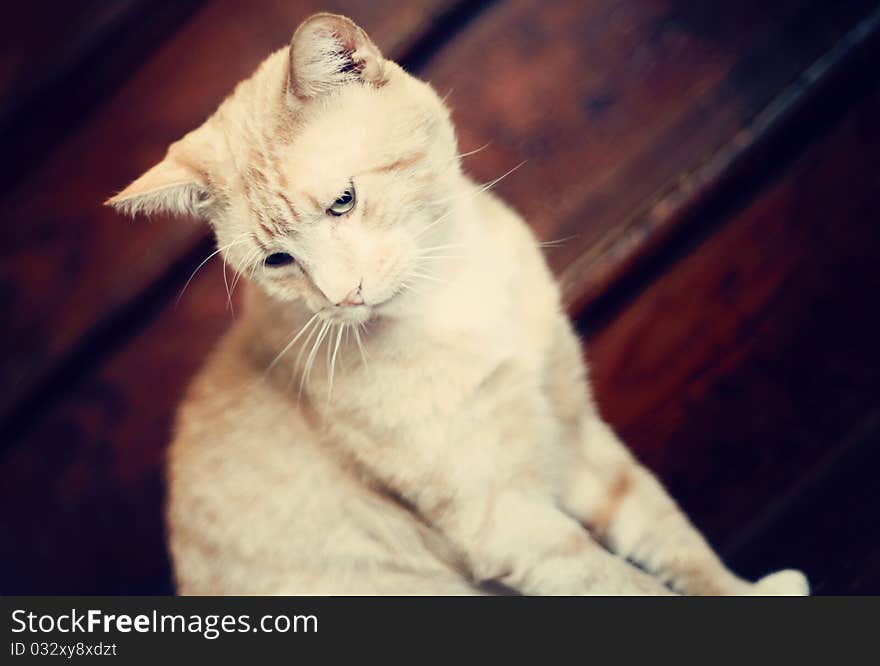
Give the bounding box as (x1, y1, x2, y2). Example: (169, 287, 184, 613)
(171, 323, 300, 449)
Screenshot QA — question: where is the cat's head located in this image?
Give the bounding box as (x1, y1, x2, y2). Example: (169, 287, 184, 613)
(108, 13, 460, 324)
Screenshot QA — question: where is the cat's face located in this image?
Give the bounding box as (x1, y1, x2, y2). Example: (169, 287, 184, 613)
(212, 75, 459, 326)
(109, 14, 459, 325)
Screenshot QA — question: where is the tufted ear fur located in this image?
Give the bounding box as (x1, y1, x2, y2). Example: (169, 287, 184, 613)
(105, 148, 209, 219)
(288, 13, 388, 99)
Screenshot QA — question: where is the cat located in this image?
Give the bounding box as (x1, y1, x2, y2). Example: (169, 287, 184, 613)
(108, 13, 809, 595)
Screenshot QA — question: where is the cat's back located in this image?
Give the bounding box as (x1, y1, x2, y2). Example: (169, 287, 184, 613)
(465, 179, 565, 359)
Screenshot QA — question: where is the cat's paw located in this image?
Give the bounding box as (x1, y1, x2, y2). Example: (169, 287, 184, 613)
(751, 569, 810, 596)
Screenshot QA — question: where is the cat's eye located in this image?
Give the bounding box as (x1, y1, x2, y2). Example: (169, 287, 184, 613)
(264, 252, 295, 267)
(327, 184, 356, 216)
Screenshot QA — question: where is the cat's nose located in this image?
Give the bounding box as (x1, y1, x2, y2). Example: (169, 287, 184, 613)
(336, 281, 364, 307)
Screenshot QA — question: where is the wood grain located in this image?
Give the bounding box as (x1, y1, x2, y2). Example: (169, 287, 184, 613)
(0, 262, 234, 593)
(584, 84, 880, 580)
(0, 1, 207, 196)
(729, 420, 880, 594)
(562, 4, 880, 317)
(420, 0, 878, 303)
(0, 1, 137, 104)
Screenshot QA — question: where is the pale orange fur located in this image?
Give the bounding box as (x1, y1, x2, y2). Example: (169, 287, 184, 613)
(109, 13, 808, 596)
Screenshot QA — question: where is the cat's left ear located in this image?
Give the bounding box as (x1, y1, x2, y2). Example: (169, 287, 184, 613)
(105, 151, 209, 219)
(288, 13, 388, 100)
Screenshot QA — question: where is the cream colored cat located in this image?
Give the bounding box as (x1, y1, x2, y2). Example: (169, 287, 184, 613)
(109, 13, 808, 595)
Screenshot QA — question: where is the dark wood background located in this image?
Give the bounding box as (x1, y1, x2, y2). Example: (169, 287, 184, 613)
(1, 0, 878, 594)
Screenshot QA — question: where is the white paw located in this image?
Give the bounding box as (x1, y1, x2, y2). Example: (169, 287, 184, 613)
(751, 569, 810, 596)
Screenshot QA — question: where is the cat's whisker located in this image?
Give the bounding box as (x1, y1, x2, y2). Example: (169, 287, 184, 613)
(311, 320, 332, 374)
(433, 161, 526, 208)
(415, 204, 470, 240)
(475, 160, 527, 196)
(230, 247, 253, 288)
(341, 324, 350, 371)
(409, 271, 447, 284)
(414, 258, 460, 278)
(414, 209, 456, 240)
(325, 322, 334, 371)
(415, 247, 467, 267)
(298, 322, 324, 397)
(425, 162, 522, 208)
(417, 243, 465, 254)
(247, 248, 265, 281)
(266, 313, 320, 373)
(177, 234, 250, 307)
(229, 265, 246, 297)
(223, 260, 235, 316)
(353, 325, 368, 369)
(300, 319, 331, 397)
(227, 246, 263, 310)
(231, 247, 262, 296)
(415, 162, 527, 241)
(537, 234, 578, 249)
(294, 314, 324, 380)
(327, 323, 345, 399)
(398, 280, 424, 297)
(414, 202, 472, 238)
(454, 142, 490, 161)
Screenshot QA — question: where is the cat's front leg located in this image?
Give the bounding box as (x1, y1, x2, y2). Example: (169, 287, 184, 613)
(561, 416, 809, 596)
(432, 487, 674, 595)
(333, 395, 672, 595)
(541, 317, 807, 595)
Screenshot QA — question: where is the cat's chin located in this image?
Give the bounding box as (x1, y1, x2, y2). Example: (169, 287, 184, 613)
(327, 288, 412, 322)
(318, 304, 374, 326)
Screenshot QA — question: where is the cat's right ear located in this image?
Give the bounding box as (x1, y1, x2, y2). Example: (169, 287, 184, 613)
(288, 13, 388, 100)
(105, 151, 210, 219)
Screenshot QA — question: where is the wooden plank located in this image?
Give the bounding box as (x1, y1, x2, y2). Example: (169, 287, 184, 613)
(728, 421, 880, 594)
(0, 262, 233, 592)
(0, 2, 136, 105)
(562, 3, 880, 317)
(0, 0, 468, 427)
(419, 0, 879, 307)
(0, 1, 207, 196)
(584, 83, 880, 563)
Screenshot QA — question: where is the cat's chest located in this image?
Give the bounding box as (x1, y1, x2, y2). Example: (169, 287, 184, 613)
(305, 266, 551, 434)
(316, 327, 539, 441)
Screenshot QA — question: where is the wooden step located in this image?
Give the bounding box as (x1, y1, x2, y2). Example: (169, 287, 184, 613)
(0, 1, 206, 196)
(586, 82, 880, 586)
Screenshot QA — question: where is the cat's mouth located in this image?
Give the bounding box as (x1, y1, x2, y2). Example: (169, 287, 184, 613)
(320, 300, 383, 325)
(316, 288, 399, 325)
